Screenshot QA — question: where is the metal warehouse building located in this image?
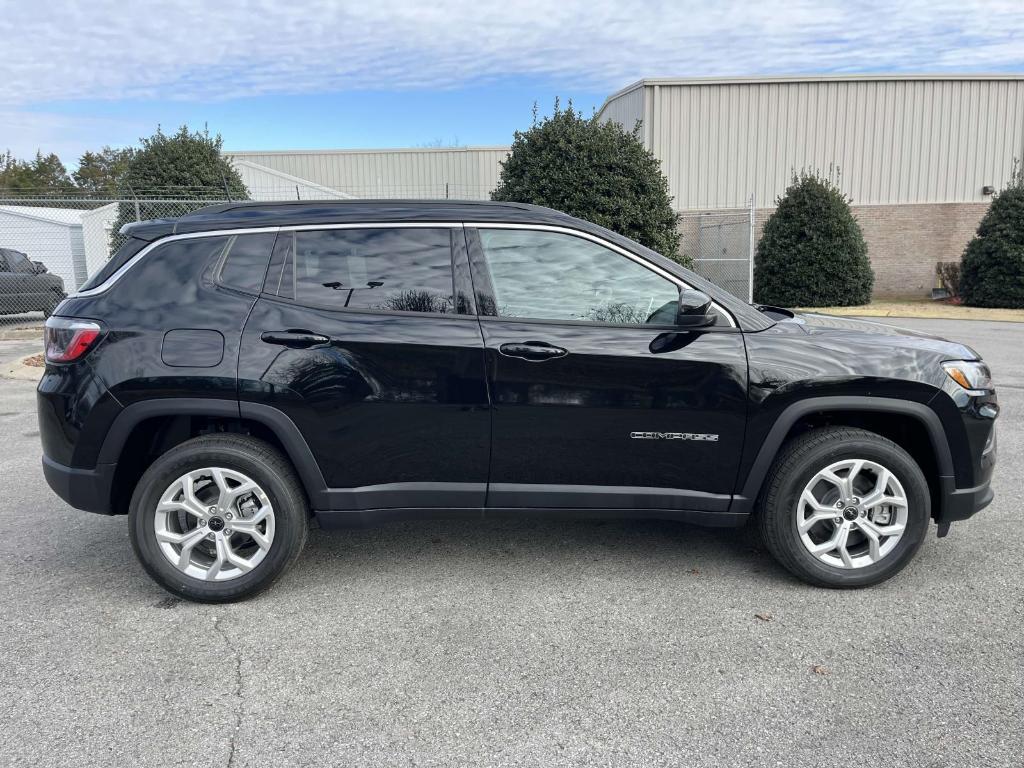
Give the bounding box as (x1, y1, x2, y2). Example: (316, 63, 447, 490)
(597, 74, 1024, 297)
(225, 146, 509, 201)
(225, 74, 1024, 298)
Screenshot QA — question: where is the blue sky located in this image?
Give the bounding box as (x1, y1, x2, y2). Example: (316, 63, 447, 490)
(2, 0, 1023, 166)
(32, 81, 608, 155)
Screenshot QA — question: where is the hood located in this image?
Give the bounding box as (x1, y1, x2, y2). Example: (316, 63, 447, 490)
(761, 307, 979, 360)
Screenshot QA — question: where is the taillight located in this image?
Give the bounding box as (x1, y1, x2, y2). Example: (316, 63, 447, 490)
(44, 317, 103, 363)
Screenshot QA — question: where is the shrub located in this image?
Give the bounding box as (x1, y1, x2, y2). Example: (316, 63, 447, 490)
(492, 101, 684, 265)
(754, 171, 873, 307)
(936, 261, 961, 298)
(959, 169, 1024, 308)
(110, 126, 248, 251)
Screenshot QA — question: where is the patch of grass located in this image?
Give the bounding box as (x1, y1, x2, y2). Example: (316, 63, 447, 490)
(795, 300, 1024, 322)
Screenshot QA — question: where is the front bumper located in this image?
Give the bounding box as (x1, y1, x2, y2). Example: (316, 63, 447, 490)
(938, 475, 994, 524)
(42, 455, 117, 515)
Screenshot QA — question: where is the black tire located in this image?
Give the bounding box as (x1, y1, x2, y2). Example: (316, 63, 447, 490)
(129, 434, 308, 602)
(757, 427, 930, 588)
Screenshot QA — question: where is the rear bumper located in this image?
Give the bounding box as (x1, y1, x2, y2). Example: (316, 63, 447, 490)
(42, 455, 117, 515)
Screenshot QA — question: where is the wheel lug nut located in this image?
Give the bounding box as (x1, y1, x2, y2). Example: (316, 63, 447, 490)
(198, 519, 205, 526)
(834, 517, 843, 525)
(835, 501, 844, 509)
(225, 513, 233, 520)
(208, 506, 216, 514)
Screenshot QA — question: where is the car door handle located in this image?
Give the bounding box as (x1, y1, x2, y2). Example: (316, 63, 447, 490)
(261, 330, 330, 348)
(498, 341, 568, 361)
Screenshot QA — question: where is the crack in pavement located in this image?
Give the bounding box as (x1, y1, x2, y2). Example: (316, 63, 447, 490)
(213, 615, 243, 768)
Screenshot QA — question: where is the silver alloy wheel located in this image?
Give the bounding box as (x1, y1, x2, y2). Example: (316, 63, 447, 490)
(796, 458, 908, 569)
(154, 467, 275, 581)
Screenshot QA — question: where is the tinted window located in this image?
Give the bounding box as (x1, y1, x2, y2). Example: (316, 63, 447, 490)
(478, 229, 680, 325)
(272, 228, 456, 314)
(216, 233, 277, 294)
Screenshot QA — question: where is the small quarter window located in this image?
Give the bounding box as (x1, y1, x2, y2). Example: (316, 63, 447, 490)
(216, 233, 277, 294)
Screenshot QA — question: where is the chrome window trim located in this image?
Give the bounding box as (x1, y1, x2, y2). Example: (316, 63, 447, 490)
(73, 226, 282, 298)
(464, 222, 738, 328)
(72, 220, 737, 329)
(280, 222, 465, 232)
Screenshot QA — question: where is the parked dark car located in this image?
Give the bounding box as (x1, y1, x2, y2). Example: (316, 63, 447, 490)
(0, 248, 65, 317)
(37, 201, 998, 601)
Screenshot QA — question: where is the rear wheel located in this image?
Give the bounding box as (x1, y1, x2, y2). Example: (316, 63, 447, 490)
(758, 427, 930, 588)
(129, 435, 308, 602)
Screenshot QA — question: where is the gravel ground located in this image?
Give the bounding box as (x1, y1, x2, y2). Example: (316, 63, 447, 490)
(0, 317, 1020, 767)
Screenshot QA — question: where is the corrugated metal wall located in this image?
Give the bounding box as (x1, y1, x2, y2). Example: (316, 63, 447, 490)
(600, 77, 1024, 209)
(226, 147, 510, 200)
(598, 85, 647, 143)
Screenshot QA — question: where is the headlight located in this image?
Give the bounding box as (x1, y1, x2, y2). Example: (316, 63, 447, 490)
(942, 361, 993, 393)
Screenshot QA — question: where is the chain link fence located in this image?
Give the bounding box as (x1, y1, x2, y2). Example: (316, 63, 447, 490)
(678, 197, 756, 302)
(0, 190, 757, 323)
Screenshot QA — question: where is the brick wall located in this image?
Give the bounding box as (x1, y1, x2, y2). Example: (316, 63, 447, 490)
(679, 202, 989, 300)
(850, 203, 990, 298)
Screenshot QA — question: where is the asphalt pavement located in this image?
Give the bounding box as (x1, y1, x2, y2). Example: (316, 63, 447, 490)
(0, 317, 1020, 767)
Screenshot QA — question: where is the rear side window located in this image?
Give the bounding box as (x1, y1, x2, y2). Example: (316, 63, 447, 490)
(265, 228, 456, 314)
(215, 233, 277, 294)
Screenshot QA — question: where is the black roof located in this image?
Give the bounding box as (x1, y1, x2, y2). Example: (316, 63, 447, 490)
(125, 199, 583, 239)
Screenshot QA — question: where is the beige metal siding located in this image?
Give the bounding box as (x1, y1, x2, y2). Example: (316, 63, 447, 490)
(225, 147, 509, 200)
(599, 85, 646, 141)
(601, 77, 1024, 209)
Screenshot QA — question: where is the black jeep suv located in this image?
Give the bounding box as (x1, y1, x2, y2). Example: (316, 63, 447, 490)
(38, 201, 998, 601)
(0, 248, 66, 317)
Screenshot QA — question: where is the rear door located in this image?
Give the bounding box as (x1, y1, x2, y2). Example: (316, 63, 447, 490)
(238, 224, 490, 513)
(0, 250, 32, 312)
(466, 225, 748, 516)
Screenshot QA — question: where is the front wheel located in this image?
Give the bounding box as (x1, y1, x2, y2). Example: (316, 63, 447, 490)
(129, 435, 308, 602)
(758, 427, 930, 588)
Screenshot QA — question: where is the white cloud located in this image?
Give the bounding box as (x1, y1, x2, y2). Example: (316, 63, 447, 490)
(1, 0, 1022, 107)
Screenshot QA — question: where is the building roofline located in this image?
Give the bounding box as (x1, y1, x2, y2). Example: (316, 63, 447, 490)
(230, 159, 357, 199)
(225, 145, 510, 157)
(0, 205, 81, 227)
(597, 72, 1024, 118)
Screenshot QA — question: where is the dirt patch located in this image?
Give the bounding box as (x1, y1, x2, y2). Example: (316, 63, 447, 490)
(22, 354, 45, 367)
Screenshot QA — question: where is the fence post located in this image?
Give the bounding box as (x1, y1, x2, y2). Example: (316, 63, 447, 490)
(129, 186, 141, 222)
(748, 194, 756, 303)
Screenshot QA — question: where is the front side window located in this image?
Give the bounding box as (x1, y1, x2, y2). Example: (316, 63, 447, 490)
(477, 228, 680, 325)
(6, 251, 32, 273)
(268, 228, 456, 314)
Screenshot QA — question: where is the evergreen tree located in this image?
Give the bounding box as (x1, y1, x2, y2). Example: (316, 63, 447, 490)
(754, 171, 874, 306)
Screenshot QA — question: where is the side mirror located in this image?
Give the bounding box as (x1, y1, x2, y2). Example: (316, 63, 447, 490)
(675, 288, 715, 328)
(31, 261, 47, 275)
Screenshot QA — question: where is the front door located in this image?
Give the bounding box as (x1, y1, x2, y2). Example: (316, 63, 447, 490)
(238, 225, 490, 513)
(466, 225, 748, 515)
